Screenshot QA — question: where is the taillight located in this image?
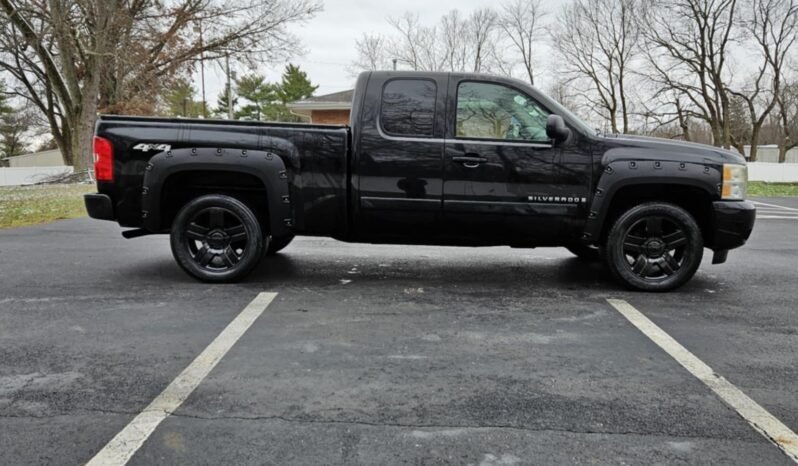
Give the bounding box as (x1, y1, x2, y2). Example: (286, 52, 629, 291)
(93, 136, 114, 182)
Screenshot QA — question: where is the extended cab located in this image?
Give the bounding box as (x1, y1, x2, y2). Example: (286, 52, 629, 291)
(85, 71, 756, 291)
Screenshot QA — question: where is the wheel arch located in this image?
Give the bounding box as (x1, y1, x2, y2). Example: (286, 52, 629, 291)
(584, 160, 720, 247)
(141, 148, 292, 236)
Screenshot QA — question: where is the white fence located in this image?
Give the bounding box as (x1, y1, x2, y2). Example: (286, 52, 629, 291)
(0, 166, 74, 186)
(744, 146, 798, 164)
(747, 162, 798, 183)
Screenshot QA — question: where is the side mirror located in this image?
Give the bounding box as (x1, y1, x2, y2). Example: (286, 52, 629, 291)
(546, 115, 571, 145)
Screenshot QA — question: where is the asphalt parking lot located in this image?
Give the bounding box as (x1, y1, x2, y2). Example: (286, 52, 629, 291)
(1, 197, 797, 465)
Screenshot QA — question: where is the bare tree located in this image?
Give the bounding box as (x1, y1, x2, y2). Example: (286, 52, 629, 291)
(0, 0, 321, 170)
(643, 0, 739, 149)
(638, 90, 695, 141)
(440, 10, 469, 72)
(553, 0, 641, 134)
(350, 34, 393, 73)
(352, 7, 516, 76)
(726, 0, 798, 160)
(0, 0, 121, 170)
(387, 13, 443, 71)
(469, 8, 499, 73)
(499, 0, 546, 85)
(777, 79, 798, 160)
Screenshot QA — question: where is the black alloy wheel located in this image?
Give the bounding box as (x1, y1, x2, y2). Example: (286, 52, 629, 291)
(170, 195, 264, 283)
(605, 202, 703, 291)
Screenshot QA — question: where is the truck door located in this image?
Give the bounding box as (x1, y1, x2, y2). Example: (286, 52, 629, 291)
(353, 75, 447, 240)
(442, 79, 589, 244)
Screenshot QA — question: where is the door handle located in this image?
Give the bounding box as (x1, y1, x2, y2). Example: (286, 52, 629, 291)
(452, 155, 488, 168)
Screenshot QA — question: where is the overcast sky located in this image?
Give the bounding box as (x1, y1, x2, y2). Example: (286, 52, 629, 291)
(196, 0, 569, 102)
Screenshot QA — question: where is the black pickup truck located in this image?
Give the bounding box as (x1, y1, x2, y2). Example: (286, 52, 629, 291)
(85, 71, 755, 291)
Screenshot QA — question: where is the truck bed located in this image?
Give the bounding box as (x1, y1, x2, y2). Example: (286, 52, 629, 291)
(96, 115, 351, 237)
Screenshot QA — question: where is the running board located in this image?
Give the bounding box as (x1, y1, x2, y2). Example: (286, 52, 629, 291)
(712, 250, 729, 265)
(122, 229, 153, 239)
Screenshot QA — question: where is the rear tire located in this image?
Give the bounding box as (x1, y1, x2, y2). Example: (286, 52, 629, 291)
(170, 194, 264, 283)
(604, 202, 703, 292)
(266, 234, 294, 256)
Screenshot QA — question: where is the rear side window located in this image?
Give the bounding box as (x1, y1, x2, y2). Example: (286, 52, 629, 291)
(381, 79, 437, 137)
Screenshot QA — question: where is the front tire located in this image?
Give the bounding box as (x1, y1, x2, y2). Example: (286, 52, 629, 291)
(604, 202, 703, 292)
(170, 194, 264, 283)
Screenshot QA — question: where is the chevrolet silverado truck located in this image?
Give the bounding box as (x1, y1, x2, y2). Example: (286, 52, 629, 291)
(84, 71, 755, 291)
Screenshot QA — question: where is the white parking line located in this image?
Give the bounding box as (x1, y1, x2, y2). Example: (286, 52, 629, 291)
(753, 201, 798, 212)
(607, 299, 798, 463)
(86, 292, 278, 466)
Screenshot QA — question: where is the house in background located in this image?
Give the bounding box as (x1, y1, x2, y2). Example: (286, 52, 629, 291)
(288, 90, 353, 125)
(4, 149, 66, 168)
(0, 148, 73, 186)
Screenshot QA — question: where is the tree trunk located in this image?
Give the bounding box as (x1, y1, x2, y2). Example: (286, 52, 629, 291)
(720, 94, 732, 149)
(71, 112, 96, 173)
(748, 126, 761, 162)
(62, 85, 100, 172)
(619, 75, 629, 134)
(711, 122, 723, 148)
(778, 145, 787, 163)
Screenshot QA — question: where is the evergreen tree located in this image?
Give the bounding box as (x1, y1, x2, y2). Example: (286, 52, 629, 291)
(213, 83, 239, 118)
(0, 80, 12, 115)
(274, 64, 317, 122)
(0, 113, 31, 158)
(212, 65, 317, 122)
(277, 64, 318, 104)
(0, 81, 30, 158)
(235, 74, 277, 121)
(164, 79, 204, 118)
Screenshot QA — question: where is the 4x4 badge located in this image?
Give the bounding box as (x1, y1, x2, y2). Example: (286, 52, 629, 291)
(133, 143, 172, 153)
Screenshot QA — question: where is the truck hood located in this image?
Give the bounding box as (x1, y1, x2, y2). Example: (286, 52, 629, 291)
(600, 134, 747, 166)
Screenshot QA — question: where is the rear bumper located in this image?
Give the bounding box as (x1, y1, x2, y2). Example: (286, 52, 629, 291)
(711, 200, 756, 251)
(84, 194, 115, 221)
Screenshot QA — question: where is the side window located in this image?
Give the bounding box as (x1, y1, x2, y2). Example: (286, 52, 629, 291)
(456, 82, 550, 142)
(381, 79, 437, 137)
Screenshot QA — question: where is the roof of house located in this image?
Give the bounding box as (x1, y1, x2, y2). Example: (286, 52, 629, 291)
(288, 90, 354, 112)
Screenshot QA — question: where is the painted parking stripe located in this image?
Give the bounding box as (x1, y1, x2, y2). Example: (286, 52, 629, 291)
(751, 201, 798, 220)
(753, 201, 798, 212)
(607, 299, 798, 463)
(87, 292, 278, 466)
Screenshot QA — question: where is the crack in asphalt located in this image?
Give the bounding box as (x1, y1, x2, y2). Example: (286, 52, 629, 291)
(0, 407, 758, 443)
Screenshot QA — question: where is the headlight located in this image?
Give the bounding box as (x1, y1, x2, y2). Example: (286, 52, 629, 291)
(722, 164, 748, 200)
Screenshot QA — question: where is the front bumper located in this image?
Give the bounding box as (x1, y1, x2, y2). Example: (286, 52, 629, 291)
(712, 200, 756, 251)
(84, 193, 115, 221)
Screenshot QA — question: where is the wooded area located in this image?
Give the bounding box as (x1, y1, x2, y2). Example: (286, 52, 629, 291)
(2, 0, 798, 167)
(0, 0, 322, 169)
(353, 0, 798, 162)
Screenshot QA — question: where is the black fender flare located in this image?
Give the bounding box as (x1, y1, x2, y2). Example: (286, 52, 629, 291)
(140, 147, 292, 237)
(582, 159, 721, 243)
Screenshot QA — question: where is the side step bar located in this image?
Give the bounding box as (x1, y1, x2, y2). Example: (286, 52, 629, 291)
(122, 229, 153, 239)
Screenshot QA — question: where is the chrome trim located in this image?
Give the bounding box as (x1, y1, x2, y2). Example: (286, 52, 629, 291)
(450, 139, 554, 149)
(375, 119, 554, 149)
(376, 120, 443, 143)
